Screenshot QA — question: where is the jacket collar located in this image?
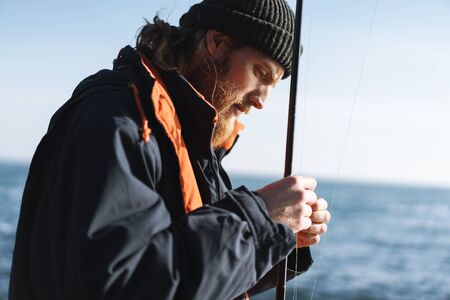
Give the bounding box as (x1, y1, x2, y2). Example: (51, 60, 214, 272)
(116, 45, 243, 159)
(154, 61, 218, 158)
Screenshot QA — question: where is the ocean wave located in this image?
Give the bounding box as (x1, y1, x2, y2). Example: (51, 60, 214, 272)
(0, 222, 15, 236)
(0, 186, 24, 204)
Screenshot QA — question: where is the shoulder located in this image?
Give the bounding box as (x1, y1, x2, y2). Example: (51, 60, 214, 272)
(48, 69, 162, 162)
(51, 68, 148, 134)
(58, 72, 164, 184)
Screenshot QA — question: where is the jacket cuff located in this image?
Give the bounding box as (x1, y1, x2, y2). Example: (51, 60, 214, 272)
(213, 186, 296, 272)
(287, 247, 314, 277)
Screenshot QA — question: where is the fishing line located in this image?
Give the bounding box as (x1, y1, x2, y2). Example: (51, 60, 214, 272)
(308, 1, 380, 299)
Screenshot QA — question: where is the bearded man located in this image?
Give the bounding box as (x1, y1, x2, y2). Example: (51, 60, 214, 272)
(10, 0, 331, 299)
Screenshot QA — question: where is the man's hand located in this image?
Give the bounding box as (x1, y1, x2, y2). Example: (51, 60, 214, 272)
(296, 197, 330, 248)
(256, 176, 318, 233)
(256, 176, 331, 248)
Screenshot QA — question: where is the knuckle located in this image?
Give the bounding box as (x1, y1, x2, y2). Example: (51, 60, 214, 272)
(304, 205, 312, 217)
(296, 203, 312, 218)
(296, 190, 306, 204)
(304, 191, 317, 204)
(288, 176, 301, 186)
(304, 217, 312, 229)
(293, 176, 307, 190)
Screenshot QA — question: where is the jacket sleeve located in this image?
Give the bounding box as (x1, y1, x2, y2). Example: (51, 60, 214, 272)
(215, 189, 314, 296)
(247, 247, 313, 295)
(66, 94, 296, 300)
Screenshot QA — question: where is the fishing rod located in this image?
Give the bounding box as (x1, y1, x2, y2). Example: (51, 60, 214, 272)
(275, 0, 304, 299)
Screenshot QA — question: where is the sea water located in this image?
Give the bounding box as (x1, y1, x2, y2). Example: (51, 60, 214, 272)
(0, 162, 449, 299)
(237, 175, 450, 300)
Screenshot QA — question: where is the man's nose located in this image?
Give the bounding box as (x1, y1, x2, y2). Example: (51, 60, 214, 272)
(249, 95, 264, 109)
(249, 85, 271, 110)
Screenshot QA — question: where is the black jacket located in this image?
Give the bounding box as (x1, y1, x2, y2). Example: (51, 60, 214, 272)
(9, 46, 312, 300)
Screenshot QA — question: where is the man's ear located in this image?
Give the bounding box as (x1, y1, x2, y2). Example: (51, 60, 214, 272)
(205, 30, 233, 62)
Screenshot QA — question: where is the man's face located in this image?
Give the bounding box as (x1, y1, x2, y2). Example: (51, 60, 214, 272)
(188, 35, 284, 149)
(212, 46, 284, 148)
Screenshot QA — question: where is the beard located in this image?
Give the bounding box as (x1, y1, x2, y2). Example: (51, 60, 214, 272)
(185, 52, 249, 149)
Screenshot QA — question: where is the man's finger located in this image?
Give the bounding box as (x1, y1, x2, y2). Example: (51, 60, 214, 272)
(301, 176, 317, 191)
(311, 197, 328, 211)
(297, 217, 312, 232)
(302, 223, 327, 235)
(296, 232, 320, 248)
(303, 204, 313, 218)
(311, 210, 331, 224)
(303, 190, 317, 205)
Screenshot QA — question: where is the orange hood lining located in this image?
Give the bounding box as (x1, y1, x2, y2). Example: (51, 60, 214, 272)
(136, 50, 203, 213)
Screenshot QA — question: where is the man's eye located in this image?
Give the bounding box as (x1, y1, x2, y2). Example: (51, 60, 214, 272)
(255, 66, 268, 81)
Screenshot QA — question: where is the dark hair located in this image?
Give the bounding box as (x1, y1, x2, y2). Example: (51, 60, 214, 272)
(136, 16, 246, 74)
(136, 16, 208, 74)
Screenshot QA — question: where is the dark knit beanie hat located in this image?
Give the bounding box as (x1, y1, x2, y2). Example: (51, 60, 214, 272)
(179, 0, 295, 78)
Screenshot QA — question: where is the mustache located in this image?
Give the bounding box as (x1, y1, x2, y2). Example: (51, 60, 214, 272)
(234, 102, 252, 114)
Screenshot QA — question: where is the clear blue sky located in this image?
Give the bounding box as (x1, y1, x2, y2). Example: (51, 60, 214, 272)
(0, 0, 449, 186)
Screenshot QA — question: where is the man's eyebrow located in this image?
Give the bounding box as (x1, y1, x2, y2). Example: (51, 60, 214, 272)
(261, 61, 282, 83)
